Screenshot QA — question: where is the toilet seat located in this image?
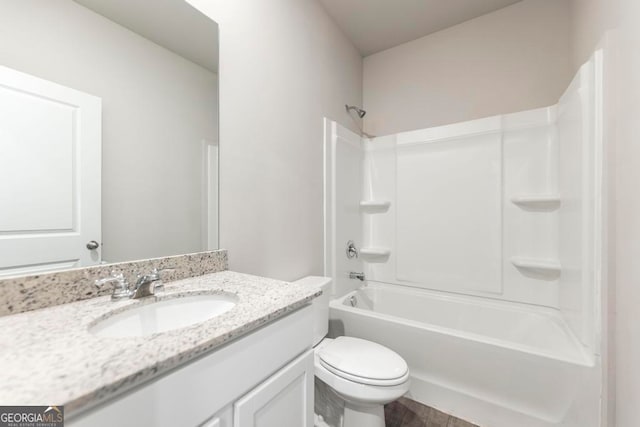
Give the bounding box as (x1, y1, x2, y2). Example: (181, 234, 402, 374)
(314, 338, 410, 406)
(317, 337, 409, 386)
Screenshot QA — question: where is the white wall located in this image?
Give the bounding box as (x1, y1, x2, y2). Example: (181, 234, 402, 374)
(187, 0, 363, 280)
(612, 0, 640, 425)
(568, 0, 616, 71)
(569, 0, 640, 425)
(567, 16, 615, 424)
(0, 0, 218, 262)
(362, 0, 573, 136)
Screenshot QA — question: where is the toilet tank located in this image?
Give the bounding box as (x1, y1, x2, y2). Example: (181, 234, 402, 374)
(293, 276, 331, 346)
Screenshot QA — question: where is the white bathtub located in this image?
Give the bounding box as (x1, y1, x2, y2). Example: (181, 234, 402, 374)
(329, 283, 600, 427)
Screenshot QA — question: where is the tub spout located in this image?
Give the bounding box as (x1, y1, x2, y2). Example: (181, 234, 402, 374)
(349, 272, 365, 281)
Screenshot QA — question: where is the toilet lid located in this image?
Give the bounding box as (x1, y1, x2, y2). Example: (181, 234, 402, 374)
(318, 337, 408, 386)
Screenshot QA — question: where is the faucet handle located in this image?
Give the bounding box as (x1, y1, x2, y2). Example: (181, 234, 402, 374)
(137, 267, 175, 278)
(150, 267, 176, 293)
(95, 271, 133, 300)
(346, 241, 359, 259)
(95, 270, 124, 286)
(132, 267, 176, 298)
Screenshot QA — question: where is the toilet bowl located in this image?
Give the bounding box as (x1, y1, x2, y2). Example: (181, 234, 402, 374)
(294, 276, 410, 427)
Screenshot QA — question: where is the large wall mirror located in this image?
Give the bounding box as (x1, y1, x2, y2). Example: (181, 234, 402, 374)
(0, 0, 219, 276)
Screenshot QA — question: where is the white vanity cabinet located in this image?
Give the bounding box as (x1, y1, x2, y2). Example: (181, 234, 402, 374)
(233, 349, 313, 427)
(68, 306, 314, 427)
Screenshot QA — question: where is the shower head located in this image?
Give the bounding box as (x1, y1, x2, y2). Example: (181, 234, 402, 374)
(346, 104, 366, 118)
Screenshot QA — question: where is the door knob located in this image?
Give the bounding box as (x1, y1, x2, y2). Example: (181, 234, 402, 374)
(86, 240, 100, 250)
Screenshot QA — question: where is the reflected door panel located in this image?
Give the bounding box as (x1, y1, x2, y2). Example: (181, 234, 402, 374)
(0, 66, 101, 276)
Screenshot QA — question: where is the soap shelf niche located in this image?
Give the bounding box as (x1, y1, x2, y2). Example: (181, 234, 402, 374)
(360, 247, 391, 262)
(511, 195, 561, 211)
(360, 200, 391, 214)
(510, 257, 561, 280)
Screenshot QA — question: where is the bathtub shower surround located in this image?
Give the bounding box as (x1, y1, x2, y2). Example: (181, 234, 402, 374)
(324, 52, 604, 427)
(0, 250, 228, 316)
(329, 283, 598, 427)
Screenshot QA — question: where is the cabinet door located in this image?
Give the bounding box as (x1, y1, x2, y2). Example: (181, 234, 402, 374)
(234, 350, 314, 427)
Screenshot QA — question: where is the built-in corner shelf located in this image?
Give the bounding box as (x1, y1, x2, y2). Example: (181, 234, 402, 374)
(360, 200, 391, 214)
(360, 247, 391, 262)
(510, 257, 561, 279)
(511, 195, 561, 210)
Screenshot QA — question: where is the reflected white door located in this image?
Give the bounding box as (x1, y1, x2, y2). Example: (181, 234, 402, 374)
(0, 66, 101, 276)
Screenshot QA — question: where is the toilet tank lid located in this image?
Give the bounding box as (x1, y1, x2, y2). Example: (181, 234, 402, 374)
(293, 276, 332, 291)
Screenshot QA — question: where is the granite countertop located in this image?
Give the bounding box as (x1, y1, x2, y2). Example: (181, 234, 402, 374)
(0, 271, 321, 414)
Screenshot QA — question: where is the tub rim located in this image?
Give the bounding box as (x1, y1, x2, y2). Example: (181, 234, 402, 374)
(330, 284, 594, 367)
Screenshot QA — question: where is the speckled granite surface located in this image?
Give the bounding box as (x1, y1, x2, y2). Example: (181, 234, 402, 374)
(0, 250, 228, 317)
(0, 270, 320, 413)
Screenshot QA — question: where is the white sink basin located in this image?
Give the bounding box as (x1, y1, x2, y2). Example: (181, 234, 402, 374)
(89, 293, 238, 338)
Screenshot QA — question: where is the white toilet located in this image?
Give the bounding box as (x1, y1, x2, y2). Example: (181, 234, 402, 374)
(295, 276, 410, 427)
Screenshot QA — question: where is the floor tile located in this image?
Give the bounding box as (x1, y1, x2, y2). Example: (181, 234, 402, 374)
(385, 397, 479, 427)
(425, 406, 450, 427)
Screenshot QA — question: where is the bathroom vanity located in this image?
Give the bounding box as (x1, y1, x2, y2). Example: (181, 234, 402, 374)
(0, 261, 320, 427)
(69, 303, 315, 427)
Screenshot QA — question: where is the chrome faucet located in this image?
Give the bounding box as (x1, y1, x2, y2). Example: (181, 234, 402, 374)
(95, 268, 174, 300)
(132, 268, 169, 299)
(349, 272, 365, 281)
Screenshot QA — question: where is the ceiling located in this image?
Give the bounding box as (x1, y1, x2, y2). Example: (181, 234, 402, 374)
(74, 0, 218, 73)
(319, 0, 523, 56)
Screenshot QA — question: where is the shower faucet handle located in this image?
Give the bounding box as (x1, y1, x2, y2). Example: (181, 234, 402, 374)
(346, 240, 359, 259)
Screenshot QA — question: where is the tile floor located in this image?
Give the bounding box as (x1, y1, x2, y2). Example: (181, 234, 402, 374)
(385, 397, 479, 427)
